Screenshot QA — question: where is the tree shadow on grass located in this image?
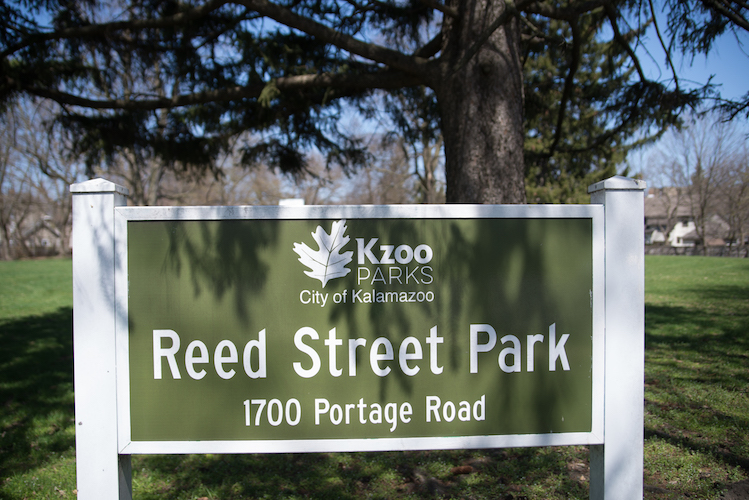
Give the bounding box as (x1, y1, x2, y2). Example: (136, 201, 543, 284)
(133, 447, 587, 500)
(685, 283, 749, 303)
(646, 311, 748, 382)
(644, 285, 749, 474)
(0, 307, 76, 477)
(135, 453, 369, 500)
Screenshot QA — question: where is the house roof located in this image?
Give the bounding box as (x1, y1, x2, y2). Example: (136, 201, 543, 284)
(644, 187, 693, 219)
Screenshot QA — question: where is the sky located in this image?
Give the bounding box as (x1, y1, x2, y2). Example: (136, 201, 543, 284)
(636, 25, 749, 103)
(680, 34, 749, 102)
(625, 17, 749, 179)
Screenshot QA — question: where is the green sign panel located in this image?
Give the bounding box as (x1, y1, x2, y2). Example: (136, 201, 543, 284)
(126, 216, 596, 444)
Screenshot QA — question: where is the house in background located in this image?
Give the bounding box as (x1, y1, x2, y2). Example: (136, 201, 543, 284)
(644, 187, 697, 247)
(0, 211, 67, 260)
(21, 215, 63, 257)
(644, 188, 742, 254)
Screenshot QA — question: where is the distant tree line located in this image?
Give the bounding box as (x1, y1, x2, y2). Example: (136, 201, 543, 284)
(642, 112, 749, 254)
(0, 99, 445, 260)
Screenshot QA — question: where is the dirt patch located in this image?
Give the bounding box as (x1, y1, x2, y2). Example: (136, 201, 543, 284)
(722, 480, 749, 500)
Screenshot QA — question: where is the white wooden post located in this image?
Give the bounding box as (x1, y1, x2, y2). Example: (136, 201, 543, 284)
(71, 179, 132, 500)
(588, 176, 646, 500)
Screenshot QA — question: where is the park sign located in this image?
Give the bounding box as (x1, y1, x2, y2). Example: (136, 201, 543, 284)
(73, 177, 646, 499)
(111, 204, 605, 454)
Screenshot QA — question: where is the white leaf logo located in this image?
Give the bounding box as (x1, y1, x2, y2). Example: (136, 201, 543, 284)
(293, 219, 353, 288)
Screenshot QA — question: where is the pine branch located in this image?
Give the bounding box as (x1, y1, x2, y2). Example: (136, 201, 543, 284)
(23, 70, 420, 111)
(522, 0, 609, 21)
(547, 19, 581, 158)
(452, 0, 534, 73)
(414, 34, 442, 58)
(1, 0, 230, 59)
(605, 4, 647, 82)
(234, 0, 432, 77)
(419, 0, 459, 18)
(4, 0, 434, 79)
(648, 0, 682, 93)
(701, 0, 749, 33)
(519, 14, 568, 48)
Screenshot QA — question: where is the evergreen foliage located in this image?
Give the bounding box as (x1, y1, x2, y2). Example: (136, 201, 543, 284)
(2, 0, 745, 202)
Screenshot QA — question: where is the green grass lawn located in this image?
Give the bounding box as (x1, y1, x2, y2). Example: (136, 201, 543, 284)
(643, 256, 748, 498)
(1, 256, 747, 499)
(0, 258, 77, 498)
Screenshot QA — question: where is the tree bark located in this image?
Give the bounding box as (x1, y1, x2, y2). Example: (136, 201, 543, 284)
(435, 0, 526, 204)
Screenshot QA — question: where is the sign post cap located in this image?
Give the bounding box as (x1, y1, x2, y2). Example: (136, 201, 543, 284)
(71, 178, 130, 196)
(587, 176, 646, 194)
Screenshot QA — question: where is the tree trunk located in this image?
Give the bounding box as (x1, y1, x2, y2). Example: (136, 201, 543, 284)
(435, 0, 526, 204)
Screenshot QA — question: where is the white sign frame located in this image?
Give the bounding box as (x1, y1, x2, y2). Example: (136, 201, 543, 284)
(112, 204, 605, 455)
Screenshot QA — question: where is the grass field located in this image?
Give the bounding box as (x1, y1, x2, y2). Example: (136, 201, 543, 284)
(0, 256, 747, 499)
